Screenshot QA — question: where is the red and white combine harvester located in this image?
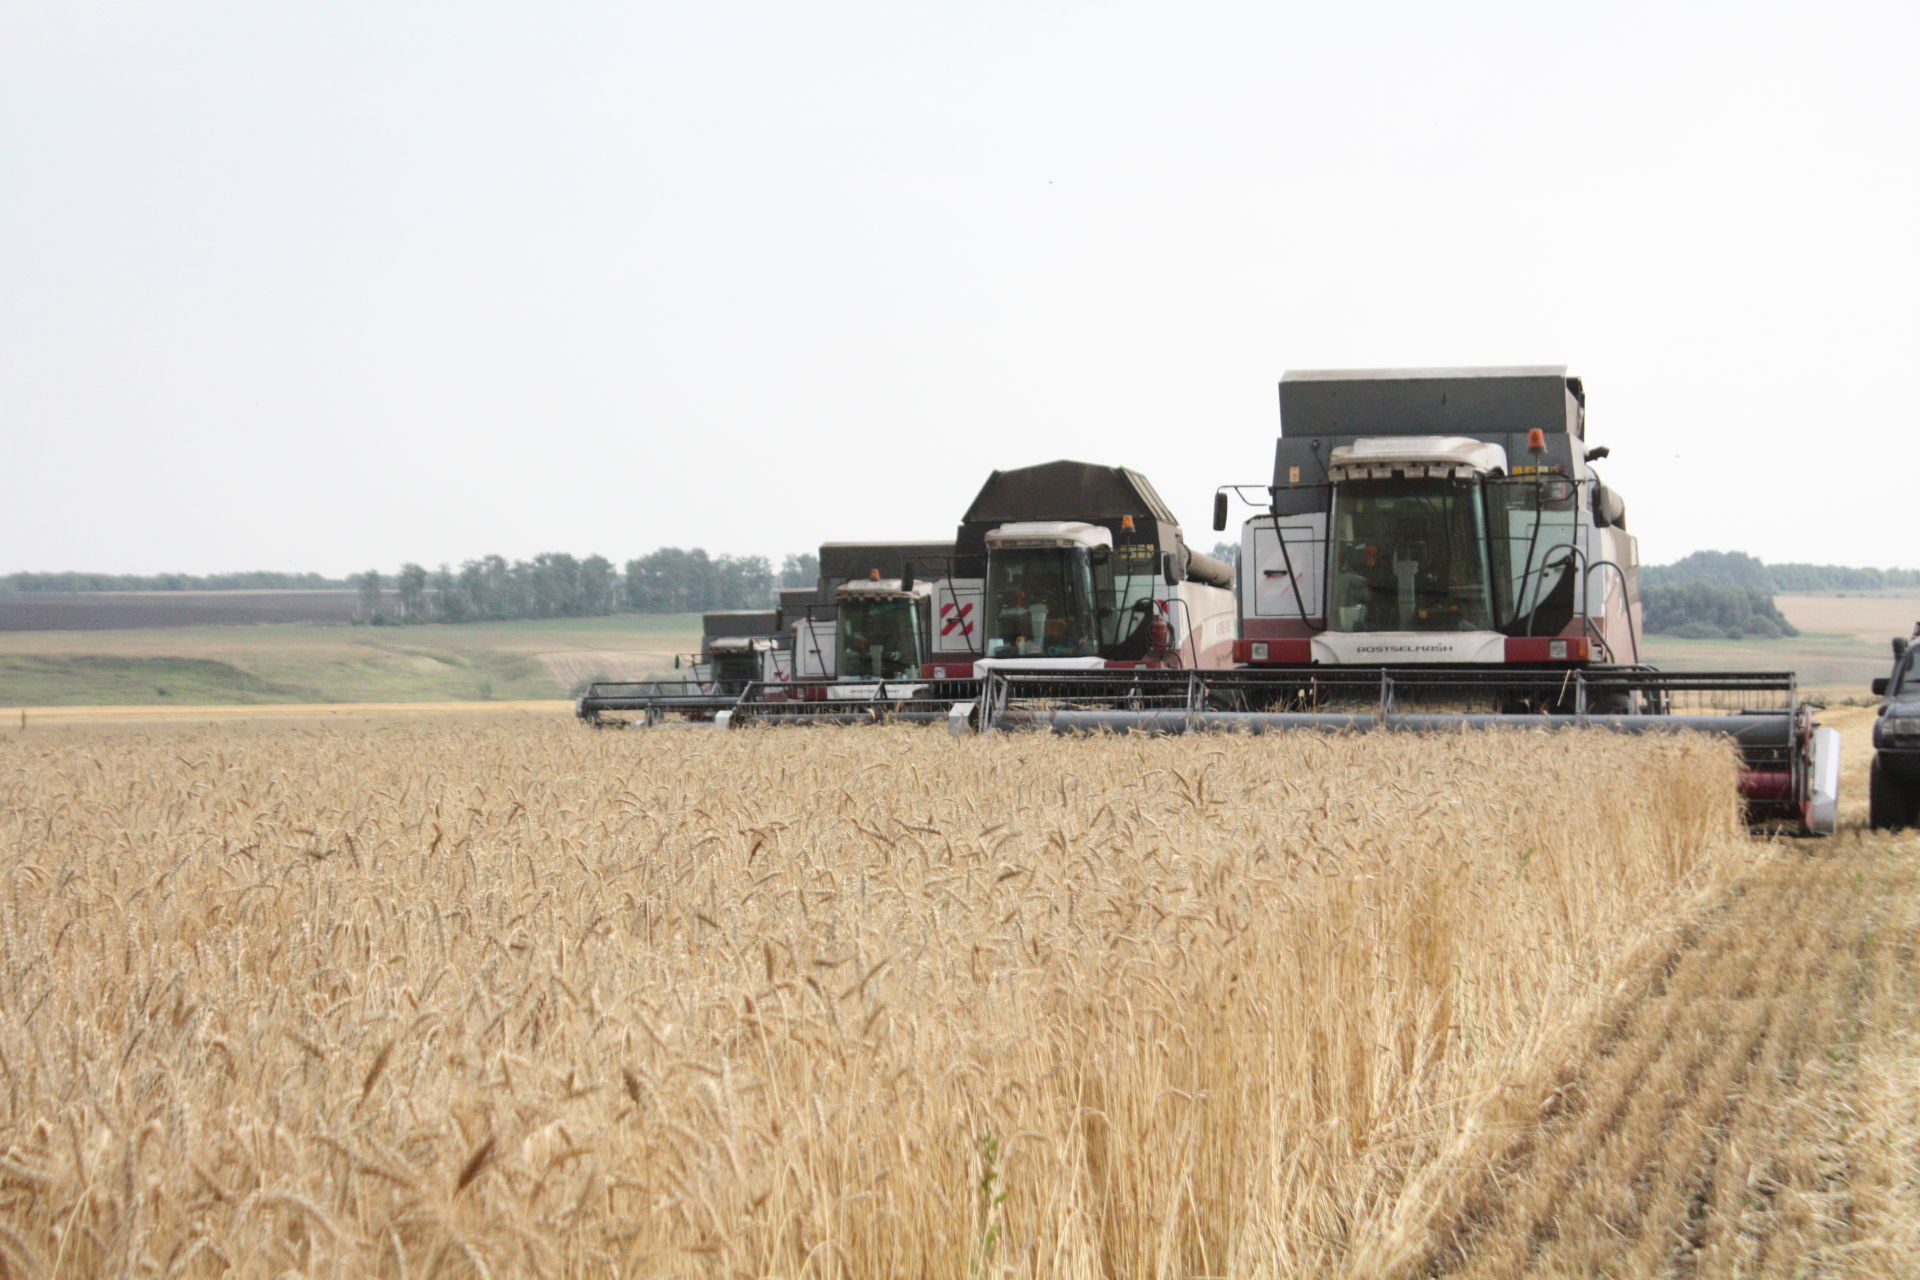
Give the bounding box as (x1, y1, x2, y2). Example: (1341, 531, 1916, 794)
(722, 461, 1237, 726)
(954, 368, 1838, 836)
(724, 541, 963, 726)
(924, 459, 1236, 677)
(577, 543, 954, 727)
(785, 541, 956, 686)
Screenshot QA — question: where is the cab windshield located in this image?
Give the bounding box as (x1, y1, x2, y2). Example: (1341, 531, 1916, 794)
(836, 599, 921, 679)
(710, 651, 759, 693)
(1328, 480, 1494, 632)
(985, 547, 1100, 658)
(1325, 476, 1583, 634)
(1485, 475, 1579, 636)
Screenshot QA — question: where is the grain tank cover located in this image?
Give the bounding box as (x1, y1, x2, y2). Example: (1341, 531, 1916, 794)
(816, 541, 954, 588)
(812, 542, 953, 626)
(961, 460, 1179, 526)
(955, 460, 1188, 574)
(1279, 367, 1584, 439)
(702, 609, 780, 639)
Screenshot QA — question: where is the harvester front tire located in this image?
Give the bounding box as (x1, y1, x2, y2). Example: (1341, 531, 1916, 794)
(1869, 758, 1915, 831)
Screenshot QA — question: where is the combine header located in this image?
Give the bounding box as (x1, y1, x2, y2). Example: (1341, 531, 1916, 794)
(957, 369, 1838, 835)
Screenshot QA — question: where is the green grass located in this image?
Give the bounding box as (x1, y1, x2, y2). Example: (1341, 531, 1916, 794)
(0, 656, 309, 706)
(1639, 630, 1886, 692)
(0, 614, 705, 707)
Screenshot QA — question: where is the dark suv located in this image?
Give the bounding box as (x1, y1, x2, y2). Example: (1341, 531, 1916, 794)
(1870, 627, 1920, 830)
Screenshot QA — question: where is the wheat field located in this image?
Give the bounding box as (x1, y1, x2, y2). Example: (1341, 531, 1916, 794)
(0, 719, 1805, 1277)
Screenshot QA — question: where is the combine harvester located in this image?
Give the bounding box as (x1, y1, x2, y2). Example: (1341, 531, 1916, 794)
(943, 459, 1237, 678)
(576, 606, 798, 727)
(725, 541, 961, 726)
(787, 541, 957, 684)
(577, 543, 954, 727)
(726, 460, 1238, 726)
(959, 369, 1839, 835)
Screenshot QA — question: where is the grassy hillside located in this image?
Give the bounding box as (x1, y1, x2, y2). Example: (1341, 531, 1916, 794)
(0, 613, 703, 707)
(5, 593, 1914, 709)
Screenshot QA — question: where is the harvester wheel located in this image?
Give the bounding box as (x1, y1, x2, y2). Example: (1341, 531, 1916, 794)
(1869, 758, 1916, 831)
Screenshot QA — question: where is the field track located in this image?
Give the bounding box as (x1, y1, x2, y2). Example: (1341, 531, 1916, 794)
(1381, 838, 1920, 1277)
(1355, 701, 1920, 1277)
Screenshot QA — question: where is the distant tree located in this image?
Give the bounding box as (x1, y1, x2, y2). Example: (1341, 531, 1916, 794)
(579, 554, 617, 614)
(625, 547, 712, 612)
(714, 554, 774, 609)
(1642, 550, 1920, 595)
(316, 545, 832, 624)
(395, 563, 429, 621)
(1211, 541, 1239, 569)
(455, 560, 488, 619)
(524, 552, 581, 617)
(482, 555, 511, 618)
(353, 569, 383, 621)
(431, 563, 465, 622)
(1642, 582, 1798, 639)
(503, 559, 536, 617)
(780, 553, 820, 589)
(1642, 550, 1771, 590)
(622, 556, 655, 611)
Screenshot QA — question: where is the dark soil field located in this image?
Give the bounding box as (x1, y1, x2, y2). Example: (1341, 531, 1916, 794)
(0, 590, 360, 631)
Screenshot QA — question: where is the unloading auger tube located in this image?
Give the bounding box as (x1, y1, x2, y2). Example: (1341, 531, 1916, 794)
(949, 666, 1840, 836)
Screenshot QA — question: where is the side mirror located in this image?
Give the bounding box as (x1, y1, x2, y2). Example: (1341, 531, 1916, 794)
(1873, 677, 1890, 696)
(1163, 551, 1180, 586)
(674, 654, 682, 669)
(1212, 490, 1229, 532)
(901, 571, 914, 591)
(1895, 636, 1909, 658)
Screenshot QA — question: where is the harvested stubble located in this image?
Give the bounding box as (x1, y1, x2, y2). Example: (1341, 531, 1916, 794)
(0, 721, 1746, 1278)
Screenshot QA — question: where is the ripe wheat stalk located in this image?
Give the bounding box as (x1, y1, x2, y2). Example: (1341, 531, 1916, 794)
(0, 719, 1748, 1277)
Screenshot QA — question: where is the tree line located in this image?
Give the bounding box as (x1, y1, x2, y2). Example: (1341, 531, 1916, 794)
(1641, 582, 1798, 640)
(352, 549, 820, 624)
(1635, 549, 1920, 640)
(1643, 550, 1920, 593)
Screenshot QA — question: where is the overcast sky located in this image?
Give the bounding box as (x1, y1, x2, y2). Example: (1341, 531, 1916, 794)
(4, 1, 1914, 576)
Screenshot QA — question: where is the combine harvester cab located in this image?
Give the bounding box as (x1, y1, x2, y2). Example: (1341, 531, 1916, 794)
(728, 541, 965, 727)
(942, 459, 1239, 729)
(968, 369, 1838, 836)
(576, 607, 792, 728)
